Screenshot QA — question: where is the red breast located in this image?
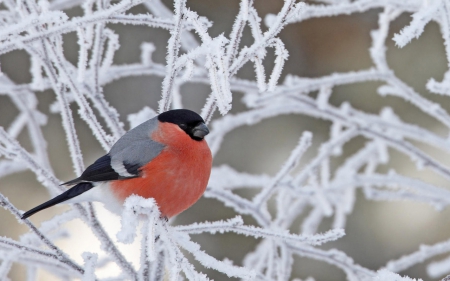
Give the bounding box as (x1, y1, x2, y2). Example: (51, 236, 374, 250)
(110, 121, 212, 217)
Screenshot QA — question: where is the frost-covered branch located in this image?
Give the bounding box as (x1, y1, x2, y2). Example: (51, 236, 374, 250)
(1, 0, 449, 280)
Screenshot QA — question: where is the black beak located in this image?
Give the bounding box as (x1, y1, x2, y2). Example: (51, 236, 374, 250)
(192, 123, 209, 139)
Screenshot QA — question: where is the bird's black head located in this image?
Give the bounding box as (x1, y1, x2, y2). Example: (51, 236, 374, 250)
(158, 109, 209, 141)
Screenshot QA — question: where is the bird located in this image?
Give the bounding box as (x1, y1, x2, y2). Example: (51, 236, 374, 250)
(21, 109, 212, 219)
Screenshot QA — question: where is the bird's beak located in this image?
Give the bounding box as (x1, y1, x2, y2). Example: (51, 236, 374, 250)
(192, 123, 209, 139)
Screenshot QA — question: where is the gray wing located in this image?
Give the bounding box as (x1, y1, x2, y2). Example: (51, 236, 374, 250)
(109, 117, 165, 176)
(63, 118, 165, 185)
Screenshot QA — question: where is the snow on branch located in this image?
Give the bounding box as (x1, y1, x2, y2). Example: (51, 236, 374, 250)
(175, 216, 345, 246)
(385, 239, 450, 273)
(0, 0, 450, 280)
(392, 0, 442, 48)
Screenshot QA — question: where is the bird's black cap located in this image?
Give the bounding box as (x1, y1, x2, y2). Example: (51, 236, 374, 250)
(158, 109, 208, 141)
(158, 109, 205, 125)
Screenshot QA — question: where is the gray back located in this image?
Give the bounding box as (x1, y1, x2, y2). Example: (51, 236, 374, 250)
(109, 117, 165, 167)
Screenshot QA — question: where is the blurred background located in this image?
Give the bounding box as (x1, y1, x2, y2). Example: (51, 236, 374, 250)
(1, 0, 450, 280)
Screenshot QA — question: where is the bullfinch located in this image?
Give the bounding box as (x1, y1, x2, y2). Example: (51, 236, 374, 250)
(21, 109, 212, 219)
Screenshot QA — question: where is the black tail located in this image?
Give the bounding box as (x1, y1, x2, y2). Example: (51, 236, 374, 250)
(21, 182, 94, 219)
(61, 177, 82, 186)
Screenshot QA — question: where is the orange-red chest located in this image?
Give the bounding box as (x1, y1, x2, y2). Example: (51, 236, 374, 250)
(110, 122, 212, 217)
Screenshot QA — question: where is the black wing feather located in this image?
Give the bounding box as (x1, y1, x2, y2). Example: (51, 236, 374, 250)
(123, 161, 141, 175)
(21, 182, 93, 219)
(80, 154, 121, 182)
(63, 154, 122, 185)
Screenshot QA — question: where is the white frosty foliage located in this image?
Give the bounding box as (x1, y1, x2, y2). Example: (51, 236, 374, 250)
(81, 252, 98, 281)
(374, 269, 423, 281)
(0, 0, 449, 280)
(429, 255, 450, 279)
(116, 196, 159, 245)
